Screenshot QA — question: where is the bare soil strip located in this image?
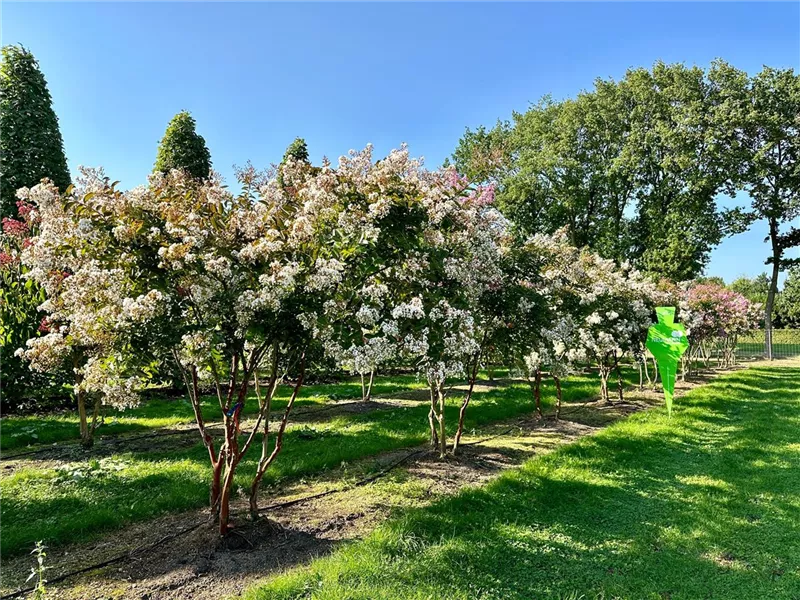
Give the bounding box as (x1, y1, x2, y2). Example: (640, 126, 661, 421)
(0, 374, 722, 600)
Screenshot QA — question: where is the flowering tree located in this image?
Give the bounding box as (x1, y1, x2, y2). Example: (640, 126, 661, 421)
(318, 160, 508, 457)
(682, 282, 761, 370)
(19, 144, 508, 530)
(1, 197, 55, 405)
(518, 231, 657, 407)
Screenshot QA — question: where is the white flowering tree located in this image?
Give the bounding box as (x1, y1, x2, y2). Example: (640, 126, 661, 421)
(15, 176, 159, 447)
(19, 145, 472, 534)
(319, 164, 507, 458)
(516, 230, 657, 409)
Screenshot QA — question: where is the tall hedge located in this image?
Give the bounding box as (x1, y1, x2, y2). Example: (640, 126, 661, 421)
(154, 111, 212, 180)
(0, 45, 71, 218)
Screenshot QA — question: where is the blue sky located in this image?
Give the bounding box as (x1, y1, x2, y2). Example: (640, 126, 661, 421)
(3, 2, 799, 284)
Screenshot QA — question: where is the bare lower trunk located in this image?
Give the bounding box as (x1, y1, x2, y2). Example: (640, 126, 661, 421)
(599, 362, 611, 404)
(437, 385, 446, 459)
(613, 352, 624, 402)
(248, 355, 305, 520)
(218, 457, 238, 535)
(77, 388, 93, 448)
(766, 219, 780, 361)
(637, 362, 643, 391)
(428, 384, 439, 448)
(453, 356, 480, 455)
(554, 375, 562, 420)
(365, 370, 375, 401)
(528, 368, 543, 418)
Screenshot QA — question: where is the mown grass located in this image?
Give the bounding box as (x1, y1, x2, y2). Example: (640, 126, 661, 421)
(242, 365, 800, 600)
(0, 375, 426, 451)
(0, 370, 614, 556)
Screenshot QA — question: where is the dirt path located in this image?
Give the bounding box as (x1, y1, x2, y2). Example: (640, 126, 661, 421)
(0, 373, 724, 600)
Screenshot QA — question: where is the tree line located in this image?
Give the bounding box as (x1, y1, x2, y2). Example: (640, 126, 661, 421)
(450, 60, 800, 356)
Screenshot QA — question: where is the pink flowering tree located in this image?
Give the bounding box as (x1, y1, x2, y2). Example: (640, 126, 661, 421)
(682, 282, 761, 370)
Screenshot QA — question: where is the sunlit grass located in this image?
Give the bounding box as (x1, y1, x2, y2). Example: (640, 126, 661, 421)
(0, 375, 427, 451)
(242, 365, 800, 600)
(0, 370, 618, 556)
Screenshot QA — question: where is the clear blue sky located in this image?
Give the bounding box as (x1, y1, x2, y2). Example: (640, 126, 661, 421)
(3, 2, 799, 284)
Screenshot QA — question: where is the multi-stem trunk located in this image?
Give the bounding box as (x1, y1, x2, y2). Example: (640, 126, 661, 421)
(453, 354, 480, 455)
(428, 383, 439, 448)
(247, 358, 305, 520)
(361, 369, 375, 402)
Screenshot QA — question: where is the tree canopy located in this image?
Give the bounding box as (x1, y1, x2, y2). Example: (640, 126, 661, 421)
(153, 111, 212, 180)
(451, 60, 752, 281)
(0, 45, 71, 218)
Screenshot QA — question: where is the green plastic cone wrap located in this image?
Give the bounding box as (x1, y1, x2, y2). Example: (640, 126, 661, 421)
(645, 307, 689, 416)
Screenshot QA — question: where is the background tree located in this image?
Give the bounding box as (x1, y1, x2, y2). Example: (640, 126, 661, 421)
(621, 62, 735, 281)
(451, 61, 741, 280)
(0, 45, 71, 218)
(277, 137, 311, 188)
(728, 273, 771, 305)
(775, 267, 800, 328)
(731, 66, 800, 358)
(153, 110, 212, 180)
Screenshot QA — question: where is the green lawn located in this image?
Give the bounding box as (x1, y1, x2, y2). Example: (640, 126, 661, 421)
(0, 375, 427, 451)
(0, 370, 616, 556)
(243, 364, 800, 600)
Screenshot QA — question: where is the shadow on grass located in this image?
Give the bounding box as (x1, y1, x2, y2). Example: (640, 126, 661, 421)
(243, 365, 800, 600)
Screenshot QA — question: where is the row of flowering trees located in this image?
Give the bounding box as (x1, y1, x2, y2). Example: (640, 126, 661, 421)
(13, 145, 731, 536)
(681, 282, 761, 372)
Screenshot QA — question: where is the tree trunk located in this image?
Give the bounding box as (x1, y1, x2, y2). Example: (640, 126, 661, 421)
(428, 383, 439, 448)
(453, 356, 480, 455)
(437, 384, 446, 459)
(248, 355, 304, 520)
(218, 458, 238, 535)
(554, 375, 562, 420)
(599, 363, 611, 404)
(77, 388, 93, 448)
(765, 217, 781, 361)
(365, 370, 375, 401)
(529, 368, 543, 418)
(613, 353, 624, 402)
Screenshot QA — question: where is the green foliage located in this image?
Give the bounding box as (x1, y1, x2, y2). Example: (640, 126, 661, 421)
(451, 121, 513, 184)
(729, 273, 770, 305)
(0, 258, 48, 402)
(153, 111, 211, 180)
(775, 267, 800, 328)
(452, 61, 749, 280)
(26, 541, 48, 600)
(245, 365, 800, 600)
(722, 64, 800, 337)
(0, 45, 71, 218)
